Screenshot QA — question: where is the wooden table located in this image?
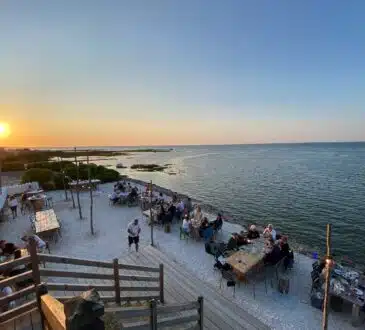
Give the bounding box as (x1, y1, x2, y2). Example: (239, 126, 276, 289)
(35, 209, 60, 237)
(226, 250, 265, 281)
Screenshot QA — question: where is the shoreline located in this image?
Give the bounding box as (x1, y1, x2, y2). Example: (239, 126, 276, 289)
(125, 177, 318, 259)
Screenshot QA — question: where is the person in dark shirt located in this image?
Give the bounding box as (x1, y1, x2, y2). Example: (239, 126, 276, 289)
(213, 213, 223, 231)
(280, 236, 294, 269)
(247, 225, 260, 239)
(199, 217, 211, 237)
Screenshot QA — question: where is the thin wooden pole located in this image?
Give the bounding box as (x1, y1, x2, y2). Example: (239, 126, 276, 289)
(322, 224, 332, 330)
(159, 263, 164, 304)
(70, 183, 76, 208)
(87, 154, 94, 235)
(0, 158, 2, 191)
(74, 147, 82, 219)
(149, 299, 157, 330)
(150, 180, 154, 246)
(113, 258, 121, 306)
(59, 157, 68, 201)
(198, 296, 204, 330)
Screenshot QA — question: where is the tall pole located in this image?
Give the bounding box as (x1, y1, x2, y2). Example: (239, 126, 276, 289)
(0, 158, 2, 191)
(322, 224, 332, 330)
(74, 147, 82, 219)
(150, 180, 154, 246)
(59, 157, 68, 201)
(87, 153, 94, 235)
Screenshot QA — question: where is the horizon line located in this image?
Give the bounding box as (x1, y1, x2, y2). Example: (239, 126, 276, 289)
(2, 140, 365, 150)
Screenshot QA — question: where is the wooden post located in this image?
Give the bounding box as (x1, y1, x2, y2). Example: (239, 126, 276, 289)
(70, 184, 76, 208)
(150, 180, 154, 246)
(87, 154, 94, 235)
(74, 147, 82, 219)
(159, 263, 164, 304)
(29, 236, 41, 285)
(198, 296, 204, 330)
(59, 157, 68, 201)
(0, 158, 2, 191)
(149, 299, 157, 330)
(113, 258, 121, 306)
(36, 283, 48, 330)
(322, 224, 332, 330)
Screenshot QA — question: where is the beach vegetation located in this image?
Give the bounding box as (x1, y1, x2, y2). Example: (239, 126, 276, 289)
(21, 162, 120, 190)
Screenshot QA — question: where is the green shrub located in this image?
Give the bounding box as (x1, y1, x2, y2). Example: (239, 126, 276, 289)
(21, 168, 55, 190)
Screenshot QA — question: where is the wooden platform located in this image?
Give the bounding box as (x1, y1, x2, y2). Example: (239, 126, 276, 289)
(120, 245, 270, 330)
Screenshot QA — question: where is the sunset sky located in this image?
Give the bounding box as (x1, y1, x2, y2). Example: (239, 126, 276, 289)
(1, 1, 364, 147)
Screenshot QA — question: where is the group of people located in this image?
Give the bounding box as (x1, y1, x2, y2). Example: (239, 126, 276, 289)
(110, 181, 139, 205)
(181, 205, 224, 240)
(0, 234, 47, 312)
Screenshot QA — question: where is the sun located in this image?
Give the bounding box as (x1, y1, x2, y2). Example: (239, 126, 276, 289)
(0, 122, 11, 138)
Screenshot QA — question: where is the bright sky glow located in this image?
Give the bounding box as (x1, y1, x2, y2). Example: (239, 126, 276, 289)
(0, 1, 364, 147)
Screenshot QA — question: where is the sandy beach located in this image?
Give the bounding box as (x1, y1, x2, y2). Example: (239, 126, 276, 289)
(0, 180, 358, 329)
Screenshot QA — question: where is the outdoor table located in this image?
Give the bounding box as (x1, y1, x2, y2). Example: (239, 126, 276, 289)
(35, 209, 60, 240)
(226, 250, 265, 282)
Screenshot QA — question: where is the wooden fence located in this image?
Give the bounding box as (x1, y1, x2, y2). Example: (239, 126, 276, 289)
(37, 253, 164, 305)
(105, 296, 204, 330)
(0, 238, 164, 327)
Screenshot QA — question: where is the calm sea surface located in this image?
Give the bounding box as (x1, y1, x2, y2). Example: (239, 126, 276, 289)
(93, 143, 365, 266)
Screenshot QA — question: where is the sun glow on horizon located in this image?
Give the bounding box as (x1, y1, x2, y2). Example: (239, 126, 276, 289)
(0, 122, 11, 139)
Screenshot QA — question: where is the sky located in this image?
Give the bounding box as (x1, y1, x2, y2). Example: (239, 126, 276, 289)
(0, 0, 364, 147)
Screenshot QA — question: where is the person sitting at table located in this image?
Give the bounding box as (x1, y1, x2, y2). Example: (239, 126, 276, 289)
(157, 204, 166, 224)
(192, 205, 203, 227)
(166, 203, 176, 222)
(226, 233, 239, 252)
(185, 197, 193, 214)
(21, 234, 46, 252)
(110, 191, 120, 205)
(182, 215, 191, 234)
(199, 217, 211, 237)
(264, 242, 282, 265)
(9, 250, 28, 277)
(117, 182, 125, 192)
(128, 187, 138, 203)
(247, 225, 260, 239)
(1, 242, 20, 256)
(236, 231, 252, 246)
(212, 213, 223, 231)
(280, 236, 294, 269)
(157, 193, 165, 205)
(263, 224, 277, 241)
(176, 200, 185, 219)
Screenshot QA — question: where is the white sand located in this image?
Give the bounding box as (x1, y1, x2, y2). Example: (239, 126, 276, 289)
(0, 183, 356, 329)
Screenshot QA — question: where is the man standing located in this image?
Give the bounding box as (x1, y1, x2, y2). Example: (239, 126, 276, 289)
(127, 219, 141, 253)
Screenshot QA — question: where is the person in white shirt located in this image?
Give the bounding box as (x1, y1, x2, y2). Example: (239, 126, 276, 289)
(21, 234, 46, 251)
(182, 215, 191, 234)
(263, 224, 277, 241)
(8, 196, 18, 219)
(127, 219, 141, 252)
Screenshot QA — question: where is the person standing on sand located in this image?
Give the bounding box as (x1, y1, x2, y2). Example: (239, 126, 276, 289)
(127, 219, 141, 253)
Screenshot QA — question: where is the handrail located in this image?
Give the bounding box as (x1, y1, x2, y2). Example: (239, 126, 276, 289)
(105, 297, 204, 330)
(38, 253, 114, 268)
(0, 255, 31, 273)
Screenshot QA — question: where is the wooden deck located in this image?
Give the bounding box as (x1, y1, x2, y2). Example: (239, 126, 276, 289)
(119, 245, 270, 330)
(2, 246, 270, 330)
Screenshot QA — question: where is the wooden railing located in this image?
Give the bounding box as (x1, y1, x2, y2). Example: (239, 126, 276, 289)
(105, 296, 204, 330)
(37, 253, 164, 305)
(0, 238, 40, 326)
